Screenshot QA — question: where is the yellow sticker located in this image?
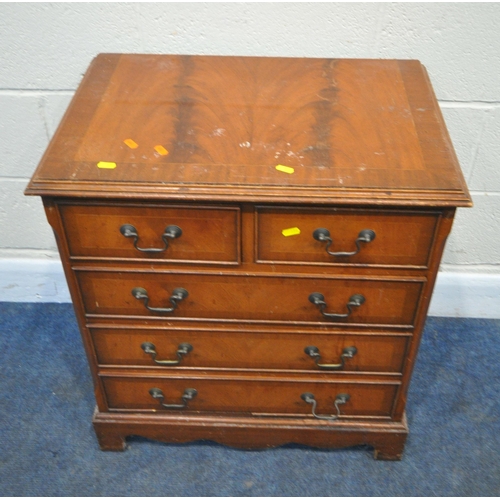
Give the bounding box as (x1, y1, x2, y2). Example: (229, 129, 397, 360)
(275, 164, 294, 174)
(97, 161, 117, 169)
(154, 145, 169, 156)
(282, 227, 301, 237)
(124, 138, 138, 149)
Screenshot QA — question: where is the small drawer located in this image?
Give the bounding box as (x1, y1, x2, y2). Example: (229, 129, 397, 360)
(256, 207, 439, 268)
(91, 327, 409, 374)
(101, 374, 399, 418)
(58, 202, 240, 264)
(78, 270, 424, 327)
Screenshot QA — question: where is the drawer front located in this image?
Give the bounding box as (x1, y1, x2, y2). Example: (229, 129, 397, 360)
(59, 203, 240, 264)
(256, 207, 439, 267)
(78, 271, 423, 327)
(101, 375, 399, 417)
(91, 327, 409, 374)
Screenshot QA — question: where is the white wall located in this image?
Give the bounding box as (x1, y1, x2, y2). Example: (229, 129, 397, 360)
(1, 3, 499, 316)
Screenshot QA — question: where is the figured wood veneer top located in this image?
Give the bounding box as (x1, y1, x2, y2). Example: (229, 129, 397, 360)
(26, 54, 471, 206)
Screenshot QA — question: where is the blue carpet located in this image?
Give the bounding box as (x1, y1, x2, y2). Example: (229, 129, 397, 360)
(0, 302, 499, 496)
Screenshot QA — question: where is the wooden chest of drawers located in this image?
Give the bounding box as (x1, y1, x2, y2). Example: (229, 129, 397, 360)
(25, 54, 471, 459)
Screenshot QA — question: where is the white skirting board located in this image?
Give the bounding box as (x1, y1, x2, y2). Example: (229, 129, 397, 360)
(0, 258, 498, 319)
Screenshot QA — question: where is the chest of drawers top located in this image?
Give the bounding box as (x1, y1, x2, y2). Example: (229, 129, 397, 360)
(25, 54, 471, 208)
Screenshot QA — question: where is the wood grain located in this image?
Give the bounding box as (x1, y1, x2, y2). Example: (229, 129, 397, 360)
(90, 326, 409, 373)
(25, 55, 472, 207)
(92, 409, 408, 459)
(26, 55, 471, 459)
(101, 374, 399, 417)
(59, 201, 240, 264)
(256, 206, 439, 267)
(77, 270, 424, 327)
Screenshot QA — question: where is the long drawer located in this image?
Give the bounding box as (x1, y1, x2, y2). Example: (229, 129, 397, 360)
(58, 203, 240, 264)
(101, 374, 400, 417)
(256, 207, 439, 268)
(78, 271, 424, 327)
(90, 326, 410, 373)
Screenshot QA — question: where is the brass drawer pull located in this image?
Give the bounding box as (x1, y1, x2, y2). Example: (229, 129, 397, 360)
(309, 292, 365, 319)
(313, 228, 375, 257)
(304, 346, 357, 370)
(120, 224, 182, 253)
(149, 387, 197, 409)
(132, 287, 188, 314)
(301, 393, 350, 421)
(141, 342, 193, 366)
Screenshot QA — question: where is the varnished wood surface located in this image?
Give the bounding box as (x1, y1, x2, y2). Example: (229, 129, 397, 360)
(59, 202, 240, 263)
(26, 56, 472, 459)
(256, 206, 439, 268)
(25, 55, 471, 207)
(93, 409, 408, 459)
(90, 326, 409, 373)
(101, 374, 399, 416)
(391, 207, 456, 420)
(76, 270, 424, 327)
